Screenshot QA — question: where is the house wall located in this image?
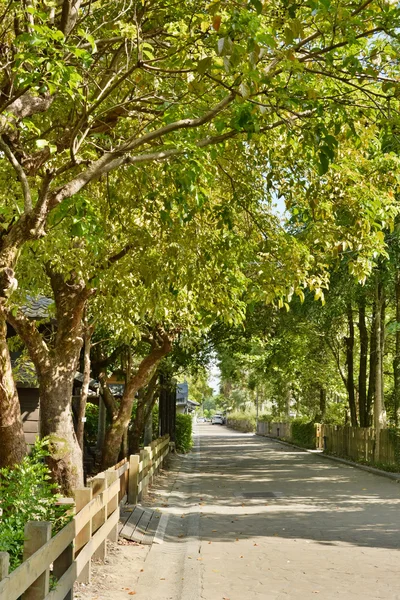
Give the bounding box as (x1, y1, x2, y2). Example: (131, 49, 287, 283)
(18, 388, 40, 445)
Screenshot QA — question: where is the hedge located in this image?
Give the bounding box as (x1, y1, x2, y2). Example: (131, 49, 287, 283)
(290, 419, 316, 449)
(176, 413, 193, 453)
(227, 413, 256, 433)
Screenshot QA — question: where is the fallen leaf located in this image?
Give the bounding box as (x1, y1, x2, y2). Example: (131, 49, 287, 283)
(254, 543, 258, 546)
(212, 530, 218, 532)
(128, 593, 136, 596)
(160, 578, 166, 580)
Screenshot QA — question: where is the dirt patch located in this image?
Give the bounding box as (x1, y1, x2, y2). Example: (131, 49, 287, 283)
(74, 539, 149, 600)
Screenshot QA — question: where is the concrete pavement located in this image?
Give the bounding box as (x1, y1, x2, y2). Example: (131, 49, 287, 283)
(134, 424, 400, 600)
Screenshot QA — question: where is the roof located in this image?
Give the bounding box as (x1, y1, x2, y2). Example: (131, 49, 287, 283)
(22, 295, 54, 319)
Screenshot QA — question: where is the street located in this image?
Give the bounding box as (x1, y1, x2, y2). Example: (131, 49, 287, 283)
(134, 424, 400, 600)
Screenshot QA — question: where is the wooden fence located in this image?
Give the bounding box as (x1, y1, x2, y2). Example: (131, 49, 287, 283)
(321, 425, 398, 465)
(257, 421, 292, 440)
(0, 434, 170, 600)
(257, 420, 399, 468)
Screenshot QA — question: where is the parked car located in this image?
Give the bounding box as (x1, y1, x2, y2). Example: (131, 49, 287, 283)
(211, 414, 224, 425)
(197, 417, 206, 423)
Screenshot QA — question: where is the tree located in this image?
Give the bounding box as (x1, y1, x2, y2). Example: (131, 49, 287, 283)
(1, 0, 399, 482)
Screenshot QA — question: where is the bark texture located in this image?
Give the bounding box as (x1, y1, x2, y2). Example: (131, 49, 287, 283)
(358, 294, 369, 427)
(393, 270, 400, 426)
(0, 316, 27, 468)
(345, 304, 358, 426)
(6, 271, 92, 492)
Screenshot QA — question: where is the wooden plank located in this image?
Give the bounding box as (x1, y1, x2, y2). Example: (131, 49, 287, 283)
(0, 552, 9, 581)
(75, 509, 119, 576)
(141, 511, 162, 546)
(128, 455, 139, 504)
(74, 480, 119, 535)
(131, 509, 153, 544)
(73, 488, 92, 585)
(0, 521, 75, 600)
(44, 563, 77, 600)
(106, 470, 119, 542)
(22, 521, 52, 600)
(115, 461, 129, 478)
(119, 506, 145, 540)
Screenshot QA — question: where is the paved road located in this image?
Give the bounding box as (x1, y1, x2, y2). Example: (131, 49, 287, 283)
(135, 424, 400, 600)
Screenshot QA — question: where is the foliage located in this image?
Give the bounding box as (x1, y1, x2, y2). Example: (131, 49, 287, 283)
(258, 414, 273, 423)
(290, 419, 317, 449)
(152, 405, 159, 441)
(227, 412, 256, 432)
(85, 402, 99, 446)
(175, 414, 193, 453)
(0, 439, 71, 571)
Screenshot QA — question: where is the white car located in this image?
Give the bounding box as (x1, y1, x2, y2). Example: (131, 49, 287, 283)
(212, 414, 224, 425)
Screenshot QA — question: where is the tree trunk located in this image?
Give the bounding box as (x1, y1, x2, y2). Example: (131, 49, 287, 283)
(0, 316, 27, 468)
(76, 324, 93, 450)
(374, 276, 386, 461)
(393, 270, 400, 426)
(319, 386, 326, 422)
(101, 333, 172, 469)
(358, 294, 368, 427)
(367, 299, 377, 425)
(6, 271, 91, 493)
(129, 372, 158, 454)
(285, 383, 291, 419)
(39, 367, 84, 492)
(345, 304, 358, 426)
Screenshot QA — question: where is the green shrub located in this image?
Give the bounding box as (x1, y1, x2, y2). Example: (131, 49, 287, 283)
(85, 402, 99, 445)
(258, 414, 273, 423)
(152, 405, 159, 440)
(227, 412, 256, 432)
(291, 419, 316, 448)
(0, 439, 71, 571)
(175, 413, 193, 453)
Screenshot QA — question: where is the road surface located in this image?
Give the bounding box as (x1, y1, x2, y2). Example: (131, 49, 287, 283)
(134, 424, 400, 600)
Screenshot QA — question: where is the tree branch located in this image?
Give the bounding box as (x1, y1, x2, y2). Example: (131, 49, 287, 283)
(0, 136, 32, 212)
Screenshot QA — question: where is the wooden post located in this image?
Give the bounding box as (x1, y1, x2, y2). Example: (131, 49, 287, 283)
(0, 552, 9, 581)
(88, 474, 107, 561)
(106, 470, 119, 542)
(53, 501, 75, 600)
(74, 487, 93, 584)
(128, 455, 139, 504)
(22, 521, 52, 600)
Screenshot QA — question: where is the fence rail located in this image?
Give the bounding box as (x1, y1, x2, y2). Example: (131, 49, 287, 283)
(0, 434, 170, 600)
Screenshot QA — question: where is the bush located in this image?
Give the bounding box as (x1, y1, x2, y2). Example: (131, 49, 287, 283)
(291, 419, 316, 449)
(258, 414, 273, 423)
(175, 413, 193, 453)
(227, 412, 256, 432)
(0, 439, 71, 571)
(85, 402, 99, 445)
(152, 404, 159, 440)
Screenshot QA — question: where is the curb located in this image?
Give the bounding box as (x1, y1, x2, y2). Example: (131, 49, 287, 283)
(255, 433, 400, 483)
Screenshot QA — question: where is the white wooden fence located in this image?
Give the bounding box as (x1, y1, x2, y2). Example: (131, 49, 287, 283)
(0, 434, 170, 600)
